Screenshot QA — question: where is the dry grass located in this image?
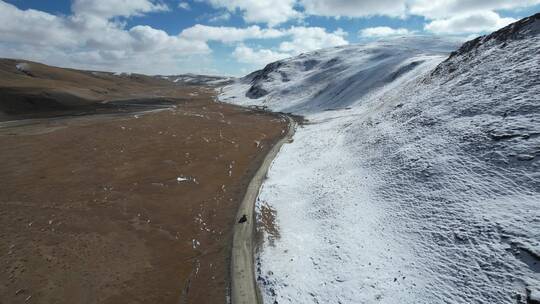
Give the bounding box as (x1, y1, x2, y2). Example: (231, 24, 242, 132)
(0, 60, 287, 304)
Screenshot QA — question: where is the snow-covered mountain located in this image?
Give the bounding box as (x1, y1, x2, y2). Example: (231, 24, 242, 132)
(221, 36, 460, 113)
(160, 73, 234, 86)
(221, 13, 540, 304)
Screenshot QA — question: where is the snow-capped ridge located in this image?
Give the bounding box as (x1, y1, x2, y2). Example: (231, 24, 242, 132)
(222, 36, 459, 113)
(432, 12, 540, 78)
(456, 12, 539, 55)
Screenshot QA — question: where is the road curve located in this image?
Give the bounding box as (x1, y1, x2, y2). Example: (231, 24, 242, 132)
(231, 115, 296, 304)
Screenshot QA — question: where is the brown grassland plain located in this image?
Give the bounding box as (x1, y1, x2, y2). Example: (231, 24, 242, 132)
(0, 60, 287, 304)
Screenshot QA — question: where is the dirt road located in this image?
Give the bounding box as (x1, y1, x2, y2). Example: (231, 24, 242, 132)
(231, 115, 296, 304)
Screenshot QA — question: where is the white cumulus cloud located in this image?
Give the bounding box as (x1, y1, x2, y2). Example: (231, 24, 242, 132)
(424, 11, 517, 34)
(0, 1, 209, 74)
(209, 11, 232, 22)
(359, 26, 412, 38)
(301, 0, 407, 18)
(410, 0, 540, 19)
(279, 27, 349, 54)
(178, 2, 191, 10)
(203, 0, 301, 26)
(71, 0, 169, 18)
(181, 24, 348, 58)
(199, 0, 539, 35)
(233, 44, 289, 65)
(1, 0, 539, 75)
(180, 24, 286, 43)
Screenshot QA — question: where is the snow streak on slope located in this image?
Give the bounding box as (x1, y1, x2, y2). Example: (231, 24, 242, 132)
(159, 74, 234, 86)
(222, 17, 540, 304)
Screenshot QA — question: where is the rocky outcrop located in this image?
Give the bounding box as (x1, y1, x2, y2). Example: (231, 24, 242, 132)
(432, 13, 540, 77)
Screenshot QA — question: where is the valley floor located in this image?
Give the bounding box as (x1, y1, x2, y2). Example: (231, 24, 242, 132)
(0, 87, 287, 304)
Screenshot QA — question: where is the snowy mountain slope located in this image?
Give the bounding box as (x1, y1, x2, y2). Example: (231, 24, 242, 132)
(221, 13, 540, 304)
(159, 73, 234, 86)
(220, 37, 459, 113)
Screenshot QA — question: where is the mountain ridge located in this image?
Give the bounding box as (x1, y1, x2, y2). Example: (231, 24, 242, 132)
(432, 12, 540, 77)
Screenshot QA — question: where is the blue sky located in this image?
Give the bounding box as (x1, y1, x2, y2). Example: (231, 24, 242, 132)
(1, 0, 539, 75)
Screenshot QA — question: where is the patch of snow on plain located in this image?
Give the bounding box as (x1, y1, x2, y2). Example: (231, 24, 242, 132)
(113, 72, 132, 76)
(15, 62, 30, 72)
(160, 73, 234, 86)
(223, 32, 540, 304)
(176, 176, 189, 182)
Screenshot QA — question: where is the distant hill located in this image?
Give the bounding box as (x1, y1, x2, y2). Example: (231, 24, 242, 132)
(0, 59, 225, 120)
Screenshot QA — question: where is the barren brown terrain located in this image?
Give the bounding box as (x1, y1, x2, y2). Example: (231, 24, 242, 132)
(0, 58, 211, 121)
(0, 59, 287, 304)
